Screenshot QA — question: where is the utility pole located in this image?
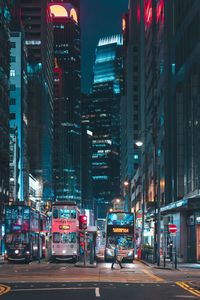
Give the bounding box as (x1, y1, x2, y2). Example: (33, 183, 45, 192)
(157, 164, 161, 266)
(134, 180, 137, 259)
(84, 231, 86, 266)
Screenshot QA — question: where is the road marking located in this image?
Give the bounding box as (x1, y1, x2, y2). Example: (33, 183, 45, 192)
(176, 282, 200, 297)
(175, 296, 196, 298)
(11, 287, 95, 292)
(142, 269, 164, 282)
(0, 284, 11, 296)
(95, 287, 100, 297)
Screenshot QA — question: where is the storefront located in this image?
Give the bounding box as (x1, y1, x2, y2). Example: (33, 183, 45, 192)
(160, 198, 200, 263)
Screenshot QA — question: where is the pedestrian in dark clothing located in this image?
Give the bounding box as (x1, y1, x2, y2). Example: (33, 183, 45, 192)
(111, 244, 123, 269)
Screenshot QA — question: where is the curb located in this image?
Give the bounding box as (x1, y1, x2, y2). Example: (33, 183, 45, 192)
(75, 261, 97, 268)
(137, 259, 179, 271)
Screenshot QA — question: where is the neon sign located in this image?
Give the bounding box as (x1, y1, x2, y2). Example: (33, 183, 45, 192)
(49, 4, 78, 23)
(70, 8, 78, 23)
(49, 5, 68, 18)
(122, 17, 126, 32)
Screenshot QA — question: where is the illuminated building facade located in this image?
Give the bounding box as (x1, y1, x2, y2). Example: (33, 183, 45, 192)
(127, 0, 200, 262)
(120, 1, 141, 199)
(89, 35, 123, 218)
(49, 1, 81, 205)
(0, 0, 11, 254)
(9, 30, 29, 203)
(20, 0, 54, 202)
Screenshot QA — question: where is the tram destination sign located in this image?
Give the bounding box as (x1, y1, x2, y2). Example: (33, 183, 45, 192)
(59, 225, 70, 230)
(107, 226, 133, 235)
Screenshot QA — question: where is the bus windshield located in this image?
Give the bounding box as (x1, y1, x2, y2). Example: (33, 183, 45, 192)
(107, 213, 133, 226)
(6, 233, 29, 245)
(107, 235, 133, 250)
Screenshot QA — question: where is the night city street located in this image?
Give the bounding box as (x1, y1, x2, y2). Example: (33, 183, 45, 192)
(1, 0, 200, 299)
(0, 261, 200, 298)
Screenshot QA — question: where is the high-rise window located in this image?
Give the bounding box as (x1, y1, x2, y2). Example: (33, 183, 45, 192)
(10, 98, 16, 105)
(10, 70, 16, 77)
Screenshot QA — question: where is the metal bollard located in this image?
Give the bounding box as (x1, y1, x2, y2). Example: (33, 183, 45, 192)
(164, 252, 166, 268)
(175, 251, 177, 269)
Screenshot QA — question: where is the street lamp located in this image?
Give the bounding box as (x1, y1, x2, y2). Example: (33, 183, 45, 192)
(135, 130, 161, 266)
(123, 180, 130, 212)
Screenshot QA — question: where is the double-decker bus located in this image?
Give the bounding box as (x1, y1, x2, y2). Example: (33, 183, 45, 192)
(5, 205, 40, 262)
(105, 212, 134, 261)
(51, 201, 80, 261)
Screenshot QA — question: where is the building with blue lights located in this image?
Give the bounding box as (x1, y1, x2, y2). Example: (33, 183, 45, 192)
(88, 35, 123, 218)
(20, 0, 54, 203)
(0, 0, 11, 255)
(50, 0, 81, 206)
(9, 30, 29, 203)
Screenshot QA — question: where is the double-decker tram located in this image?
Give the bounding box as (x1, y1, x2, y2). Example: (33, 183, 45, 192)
(5, 204, 40, 262)
(51, 201, 80, 261)
(105, 212, 134, 261)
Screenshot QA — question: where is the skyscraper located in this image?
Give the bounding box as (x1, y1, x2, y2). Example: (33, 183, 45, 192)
(0, 0, 11, 254)
(9, 29, 29, 203)
(89, 35, 123, 218)
(49, 1, 81, 205)
(20, 0, 54, 202)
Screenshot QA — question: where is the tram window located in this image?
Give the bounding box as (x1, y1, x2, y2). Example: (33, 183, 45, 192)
(61, 233, 68, 243)
(59, 209, 70, 219)
(53, 209, 58, 219)
(24, 208, 29, 219)
(53, 232, 60, 243)
(12, 208, 18, 219)
(6, 234, 13, 244)
(71, 209, 76, 219)
(69, 232, 76, 243)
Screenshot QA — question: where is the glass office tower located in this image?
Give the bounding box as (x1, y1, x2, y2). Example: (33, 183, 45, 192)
(49, 1, 81, 205)
(90, 35, 123, 218)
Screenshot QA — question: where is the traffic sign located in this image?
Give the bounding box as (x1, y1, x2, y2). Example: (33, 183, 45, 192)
(169, 224, 177, 233)
(170, 233, 176, 237)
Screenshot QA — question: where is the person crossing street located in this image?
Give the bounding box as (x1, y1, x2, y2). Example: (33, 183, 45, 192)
(111, 244, 123, 269)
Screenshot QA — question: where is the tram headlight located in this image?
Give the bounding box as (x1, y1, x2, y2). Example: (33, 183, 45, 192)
(15, 249, 19, 254)
(42, 246, 45, 250)
(127, 250, 133, 257)
(106, 249, 113, 257)
(62, 250, 66, 254)
(26, 251, 30, 255)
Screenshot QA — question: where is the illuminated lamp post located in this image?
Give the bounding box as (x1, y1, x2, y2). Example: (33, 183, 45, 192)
(123, 180, 130, 212)
(135, 132, 161, 266)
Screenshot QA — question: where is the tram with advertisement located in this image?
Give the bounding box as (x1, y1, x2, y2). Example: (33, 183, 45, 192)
(51, 201, 80, 261)
(5, 204, 41, 262)
(105, 211, 134, 261)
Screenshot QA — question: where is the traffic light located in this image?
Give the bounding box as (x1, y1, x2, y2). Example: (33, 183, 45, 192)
(79, 215, 87, 230)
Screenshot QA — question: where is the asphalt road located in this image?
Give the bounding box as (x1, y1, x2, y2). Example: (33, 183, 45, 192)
(0, 282, 199, 299)
(0, 261, 200, 299)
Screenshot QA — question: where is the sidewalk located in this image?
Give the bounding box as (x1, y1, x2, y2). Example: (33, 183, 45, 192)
(138, 258, 200, 270)
(75, 259, 97, 268)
